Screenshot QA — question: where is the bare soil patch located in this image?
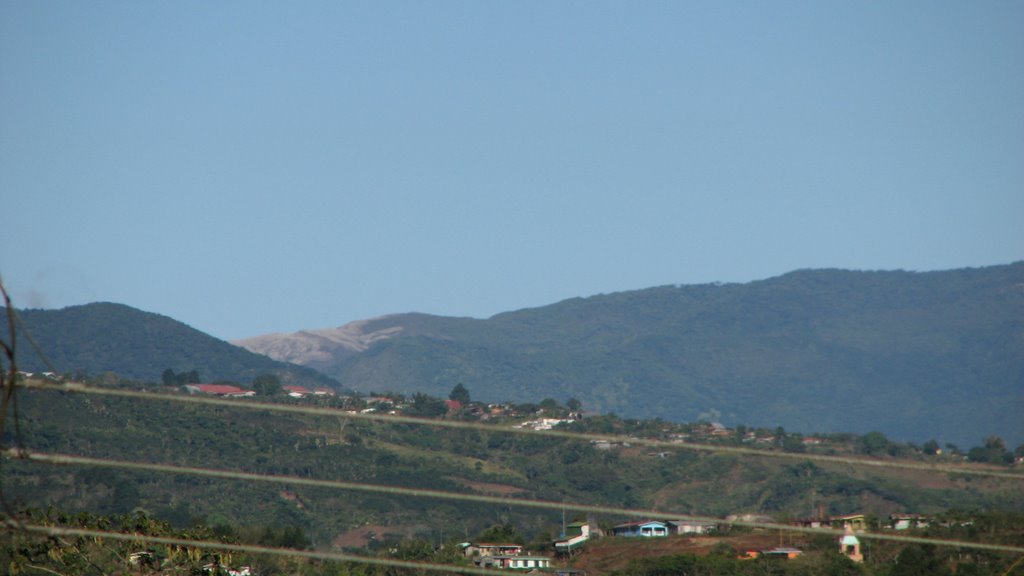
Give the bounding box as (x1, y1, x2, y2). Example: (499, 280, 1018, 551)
(332, 525, 392, 549)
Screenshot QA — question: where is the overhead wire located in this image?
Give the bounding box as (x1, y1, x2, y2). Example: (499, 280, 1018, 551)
(19, 379, 1024, 481)
(6, 448, 1024, 554)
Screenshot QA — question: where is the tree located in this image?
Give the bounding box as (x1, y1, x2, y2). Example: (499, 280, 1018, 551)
(782, 435, 806, 453)
(539, 398, 561, 413)
(449, 383, 471, 404)
(859, 431, 892, 456)
(161, 368, 200, 385)
(395, 538, 434, 561)
(406, 393, 447, 417)
(477, 523, 523, 545)
(967, 436, 1012, 465)
(280, 526, 309, 549)
(252, 373, 282, 396)
(891, 544, 951, 576)
(922, 439, 941, 455)
(822, 552, 863, 576)
(566, 397, 582, 412)
(175, 370, 201, 384)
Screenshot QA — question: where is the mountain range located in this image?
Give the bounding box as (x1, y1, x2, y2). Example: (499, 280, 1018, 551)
(235, 263, 1024, 448)
(6, 263, 1022, 448)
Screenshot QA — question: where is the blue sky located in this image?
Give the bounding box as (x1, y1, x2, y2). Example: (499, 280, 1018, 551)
(2, 1, 1022, 340)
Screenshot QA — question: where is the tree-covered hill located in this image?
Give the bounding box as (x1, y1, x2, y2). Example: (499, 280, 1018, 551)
(240, 263, 1024, 448)
(6, 302, 338, 388)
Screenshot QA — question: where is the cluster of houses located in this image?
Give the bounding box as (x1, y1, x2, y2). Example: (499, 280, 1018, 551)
(789, 512, 930, 532)
(462, 542, 553, 570)
(459, 516, 868, 568)
(789, 513, 867, 531)
(585, 517, 868, 563)
(611, 517, 869, 564)
(463, 522, 600, 570)
(181, 386, 586, 426)
(516, 418, 576, 431)
(609, 519, 718, 537)
(465, 517, 824, 570)
(181, 383, 336, 399)
(666, 422, 832, 448)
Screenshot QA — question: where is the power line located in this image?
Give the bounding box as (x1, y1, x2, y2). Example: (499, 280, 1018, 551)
(20, 379, 1024, 481)
(7, 449, 1024, 554)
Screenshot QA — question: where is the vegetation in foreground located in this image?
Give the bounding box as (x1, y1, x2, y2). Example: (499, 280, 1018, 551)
(3, 508, 1024, 575)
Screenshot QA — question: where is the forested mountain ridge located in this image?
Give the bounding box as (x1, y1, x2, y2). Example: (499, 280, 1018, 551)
(237, 263, 1024, 448)
(6, 302, 338, 388)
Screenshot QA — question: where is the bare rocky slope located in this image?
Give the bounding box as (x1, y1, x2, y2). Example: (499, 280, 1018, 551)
(233, 318, 405, 370)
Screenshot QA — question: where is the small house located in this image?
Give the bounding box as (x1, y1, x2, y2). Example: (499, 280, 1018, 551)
(612, 521, 668, 538)
(464, 543, 524, 557)
(889, 514, 929, 531)
(832, 514, 866, 532)
(554, 522, 592, 553)
(667, 520, 718, 535)
(761, 548, 803, 560)
(789, 517, 829, 529)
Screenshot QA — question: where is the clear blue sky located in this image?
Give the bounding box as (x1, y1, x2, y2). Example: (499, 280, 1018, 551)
(2, 1, 1022, 341)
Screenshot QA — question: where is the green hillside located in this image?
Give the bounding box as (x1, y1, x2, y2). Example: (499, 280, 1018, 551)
(322, 264, 1024, 448)
(5, 382, 1022, 552)
(6, 302, 338, 388)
